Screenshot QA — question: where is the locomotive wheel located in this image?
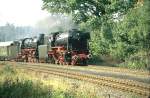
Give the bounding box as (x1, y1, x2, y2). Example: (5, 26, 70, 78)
(82, 59, 87, 66)
(47, 55, 55, 64)
(71, 59, 76, 66)
(71, 55, 78, 65)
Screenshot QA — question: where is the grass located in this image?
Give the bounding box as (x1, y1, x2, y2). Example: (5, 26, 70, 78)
(0, 65, 101, 98)
(0, 64, 144, 98)
(0, 65, 52, 98)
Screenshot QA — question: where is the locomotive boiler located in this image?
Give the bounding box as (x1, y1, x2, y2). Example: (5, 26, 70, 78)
(51, 29, 90, 51)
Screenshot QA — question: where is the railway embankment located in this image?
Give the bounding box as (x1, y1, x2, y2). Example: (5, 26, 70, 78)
(0, 61, 150, 98)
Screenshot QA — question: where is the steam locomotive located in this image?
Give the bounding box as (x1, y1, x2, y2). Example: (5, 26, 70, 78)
(0, 29, 90, 65)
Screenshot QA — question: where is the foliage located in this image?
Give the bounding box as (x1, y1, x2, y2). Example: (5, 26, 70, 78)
(0, 65, 16, 75)
(118, 51, 150, 69)
(89, 30, 110, 56)
(113, 1, 150, 48)
(0, 66, 53, 98)
(42, 0, 137, 24)
(0, 77, 52, 98)
(89, 0, 150, 69)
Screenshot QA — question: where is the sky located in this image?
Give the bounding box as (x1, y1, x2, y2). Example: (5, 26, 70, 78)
(0, 0, 50, 26)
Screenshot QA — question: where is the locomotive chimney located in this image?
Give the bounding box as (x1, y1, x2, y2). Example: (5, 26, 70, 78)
(38, 34, 45, 45)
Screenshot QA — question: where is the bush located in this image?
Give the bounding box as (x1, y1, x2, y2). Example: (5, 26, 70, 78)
(0, 65, 16, 76)
(0, 77, 52, 98)
(88, 55, 104, 65)
(117, 51, 150, 70)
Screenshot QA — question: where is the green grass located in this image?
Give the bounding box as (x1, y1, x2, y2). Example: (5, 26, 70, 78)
(0, 65, 52, 98)
(0, 65, 100, 98)
(0, 64, 143, 98)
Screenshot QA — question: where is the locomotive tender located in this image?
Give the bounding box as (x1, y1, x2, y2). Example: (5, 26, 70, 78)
(0, 29, 90, 65)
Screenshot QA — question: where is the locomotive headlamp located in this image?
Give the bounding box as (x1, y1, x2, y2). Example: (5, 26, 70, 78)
(87, 54, 92, 58)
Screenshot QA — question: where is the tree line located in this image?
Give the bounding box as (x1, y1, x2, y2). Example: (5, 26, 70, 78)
(0, 24, 38, 41)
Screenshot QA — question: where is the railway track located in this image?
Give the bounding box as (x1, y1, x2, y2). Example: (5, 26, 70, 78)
(16, 64, 150, 97)
(1, 61, 149, 78)
(87, 65, 149, 77)
(14, 62, 150, 84)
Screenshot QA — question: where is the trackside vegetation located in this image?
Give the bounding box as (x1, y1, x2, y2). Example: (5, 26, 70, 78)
(0, 65, 102, 98)
(0, 65, 51, 98)
(0, 64, 144, 98)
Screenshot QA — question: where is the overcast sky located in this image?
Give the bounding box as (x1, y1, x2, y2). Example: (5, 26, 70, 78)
(0, 0, 49, 26)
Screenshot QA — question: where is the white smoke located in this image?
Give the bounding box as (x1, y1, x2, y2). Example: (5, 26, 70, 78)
(34, 14, 77, 34)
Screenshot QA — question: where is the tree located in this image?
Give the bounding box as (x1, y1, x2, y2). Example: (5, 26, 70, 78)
(109, 0, 150, 68)
(42, 0, 138, 55)
(42, 0, 138, 24)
